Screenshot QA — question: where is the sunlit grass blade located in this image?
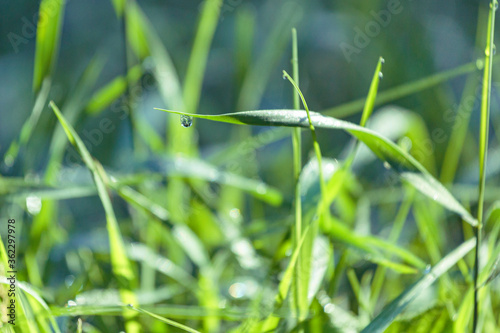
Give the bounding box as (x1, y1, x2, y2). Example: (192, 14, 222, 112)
(361, 238, 476, 333)
(156, 108, 477, 226)
(86, 64, 142, 115)
(49, 101, 139, 332)
(474, 1, 497, 331)
(128, 305, 202, 333)
(33, 0, 66, 92)
(360, 57, 384, 127)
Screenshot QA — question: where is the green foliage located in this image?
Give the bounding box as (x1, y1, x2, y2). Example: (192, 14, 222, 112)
(2, 1, 500, 332)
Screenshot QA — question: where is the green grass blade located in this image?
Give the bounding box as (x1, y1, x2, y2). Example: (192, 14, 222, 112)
(321, 56, 500, 118)
(361, 238, 476, 333)
(156, 108, 477, 226)
(110, 0, 125, 17)
(49, 101, 139, 331)
(290, 27, 305, 325)
(260, 226, 311, 332)
(86, 64, 142, 115)
(360, 57, 384, 127)
(3, 80, 51, 166)
(33, 0, 66, 92)
(128, 305, 202, 333)
(474, 1, 497, 330)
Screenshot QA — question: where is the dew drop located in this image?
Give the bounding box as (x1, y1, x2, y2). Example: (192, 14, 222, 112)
(180, 115, 193, 128)
(493, 44, 497, 55)
(491, 0, 498, 10)
(380, 57, 385, 64)
(127, 304, 134, 308)
(282, 73, 287, 80)
(424, 264, 432, 274)
(383, 161, 391, 170)
(378, 72, 383, 79)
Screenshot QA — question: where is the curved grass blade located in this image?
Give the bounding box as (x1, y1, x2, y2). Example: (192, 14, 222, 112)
(155, 108, 477, 226)
(361, 238, 476, 333)
(128, 305, 201, 333)
(49, 101, 138, 327)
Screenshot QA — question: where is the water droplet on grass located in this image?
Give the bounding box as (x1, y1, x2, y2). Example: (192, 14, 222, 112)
(424, 265, 432, 274)
(380, 57, 385, 64)
(383, 161, 391, 169)
(282, 73, 287, 80)
(476, 59, 485, 70)
(180, 115, 193, 128)
(378, 72, 383, 79)
(493, 44, 497, 55)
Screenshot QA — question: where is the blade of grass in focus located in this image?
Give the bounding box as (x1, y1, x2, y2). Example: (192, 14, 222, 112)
(474, 1, 496, 331)
(283, 69, 326, 323)
(49, 101, 139, 332)
(290, 27, 304, 324)
(156, 108, 477, 227)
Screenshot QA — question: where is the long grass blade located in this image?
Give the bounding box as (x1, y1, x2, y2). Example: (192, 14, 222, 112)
(156, 108, 477, 226)
(49, 101, 139, 331)
(474, 1, 497, 331)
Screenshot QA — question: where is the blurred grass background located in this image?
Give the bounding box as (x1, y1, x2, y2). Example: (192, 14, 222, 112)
(0, 0, 500, 332)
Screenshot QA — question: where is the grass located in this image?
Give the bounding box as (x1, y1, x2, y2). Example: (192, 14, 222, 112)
(1, 1, 500, 332)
